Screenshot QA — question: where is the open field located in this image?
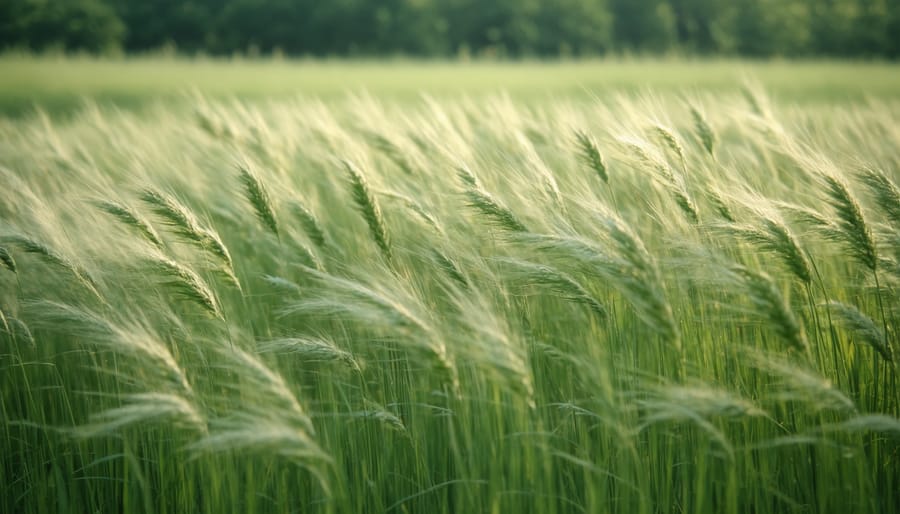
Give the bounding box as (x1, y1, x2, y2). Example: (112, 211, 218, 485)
(1, 57, 900, 116)
(1, 60, 900, 514)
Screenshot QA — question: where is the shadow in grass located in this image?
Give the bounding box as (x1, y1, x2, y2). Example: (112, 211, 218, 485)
(0, 93, 156, 119)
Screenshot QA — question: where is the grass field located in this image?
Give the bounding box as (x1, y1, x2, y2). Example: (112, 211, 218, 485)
(2, 56, 900, 116)
(1, 59, 899, 514)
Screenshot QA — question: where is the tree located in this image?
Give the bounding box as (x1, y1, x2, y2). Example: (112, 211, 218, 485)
(1, 0, 124, 53)
(669, 0, 732, 53)
(724, 0, 810, 57)
(537, 0, 614, 56)
(214, 0, 306, 54)
(849, 0, 892, 56)
(611, 0, 677, 52)
(2, 0, 899, 58)
(111, 0, 220, 53)
(443, 0, 543, 57)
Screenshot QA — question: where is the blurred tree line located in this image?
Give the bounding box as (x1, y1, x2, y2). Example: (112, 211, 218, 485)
(1, 0, 898, 58)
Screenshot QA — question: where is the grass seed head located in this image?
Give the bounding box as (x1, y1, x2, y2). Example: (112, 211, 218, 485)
(238, 164, 279, 237)
(857, 167, 900, 229)
(290, 201, 328, 249)
(94, 199, 164, 249)
(820, 173, 877, 272)
(146, 256, 223, 319)
(0, 246, 16, 274)
(574, 129, 609, 184)
(825, 301, 892, 362)
(344, 159, 392, 261)
(690, 106, 716, 157)
(729, 265, 809, 356)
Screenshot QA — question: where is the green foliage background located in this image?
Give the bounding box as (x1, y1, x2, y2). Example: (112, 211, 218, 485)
(1, 0, 898, 58)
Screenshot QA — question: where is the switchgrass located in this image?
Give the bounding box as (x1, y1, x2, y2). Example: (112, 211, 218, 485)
(1, 85, 898, 514)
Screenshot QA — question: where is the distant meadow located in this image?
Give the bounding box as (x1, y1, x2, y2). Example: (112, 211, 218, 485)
(1, 57, 899, 116)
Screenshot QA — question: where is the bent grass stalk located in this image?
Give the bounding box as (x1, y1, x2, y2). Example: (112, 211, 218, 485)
(2, 85, 898, 514)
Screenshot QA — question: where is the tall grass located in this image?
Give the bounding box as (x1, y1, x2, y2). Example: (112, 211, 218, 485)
(1, 87, 898, 514)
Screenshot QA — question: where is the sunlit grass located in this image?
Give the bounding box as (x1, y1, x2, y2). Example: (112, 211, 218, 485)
(1, 81, 898, 514)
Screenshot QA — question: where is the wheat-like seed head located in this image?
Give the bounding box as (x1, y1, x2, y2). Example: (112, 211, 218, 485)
(0, 246, 15, 274)
(819, 173, 877, 272)
(220, 345, 315, 434)
(743, 347, 857, 414)
(690, 106, 716, 157)
(857, 167, 900, 229)
(601, 215, 680, 345)
(824, 301, 892, 362)
(290, 201, 328, 249)
(463, 187, 529, 233)
(238, 164, 279, 237)
(706, 186, 736, 222)
(519, 216, 678, 347)
(619, 137, 699, 223)
(366, 131, 415, 175)
(189, 412, 331, 493)
(450, 288, 534, 407)
(141, 188, 240, 289)
(432, 248, 469, 289)
(574, 129, 609, 184)
(729, 265, 809, 356)
(355, 399, 408, 434)
(77, 392, 207, 438)
(2, 234, 101, 299)
(344, 159, 392, 261)
(500, 258, 607, 321)
(290, 237, 325, 271)
(145, 255, 223, 319)
(2, 315, 34, 347)
(719, 213, 812, 285)
(652, 124, 687, 173)
(282, 265, 460, 392)
(456, 162, 528, 233)
(258, 336, 360, 370)
(140, 188, 205, 242)
(774, 200, 834, 230)
(378, 189, 446, 235)
(93, 199, 164, 249)
(456, 163, 480, 188)
(759, 217, 813, 284)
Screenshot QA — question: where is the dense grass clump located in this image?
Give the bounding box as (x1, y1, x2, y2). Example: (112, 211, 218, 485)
(1, 88, 899, 514)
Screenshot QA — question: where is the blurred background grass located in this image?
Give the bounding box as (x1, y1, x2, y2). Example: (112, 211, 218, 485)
(2, 56, 898, 116)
